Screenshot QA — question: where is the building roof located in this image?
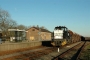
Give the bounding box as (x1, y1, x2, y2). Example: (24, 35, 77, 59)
(27, 27, 51, 33)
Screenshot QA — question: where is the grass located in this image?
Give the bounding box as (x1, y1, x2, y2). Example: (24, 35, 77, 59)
(79, 42, 90, 60)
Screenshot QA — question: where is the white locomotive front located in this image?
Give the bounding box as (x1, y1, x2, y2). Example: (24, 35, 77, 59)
(51, 26, 69, 46)
(54, 29, 63, 39)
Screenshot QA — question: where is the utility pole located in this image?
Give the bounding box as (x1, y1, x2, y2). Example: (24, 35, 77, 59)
(39, 28, 41, 41)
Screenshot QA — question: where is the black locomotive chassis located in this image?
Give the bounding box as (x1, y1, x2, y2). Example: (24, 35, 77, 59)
(53, 39, 64, 46)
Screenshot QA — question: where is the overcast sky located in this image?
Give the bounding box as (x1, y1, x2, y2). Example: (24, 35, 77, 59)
(0, 0, 90, 37)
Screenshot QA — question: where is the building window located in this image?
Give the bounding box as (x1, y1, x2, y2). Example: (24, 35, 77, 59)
(32, 29, 35, 31)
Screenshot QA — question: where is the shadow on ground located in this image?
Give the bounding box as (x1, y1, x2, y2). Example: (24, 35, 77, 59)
(41, 41, 53, 47)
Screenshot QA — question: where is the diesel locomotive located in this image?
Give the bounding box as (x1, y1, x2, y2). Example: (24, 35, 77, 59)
(51, 26, 81, 46)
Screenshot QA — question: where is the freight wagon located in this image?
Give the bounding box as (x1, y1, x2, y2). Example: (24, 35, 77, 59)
(51, 26, 82, 46)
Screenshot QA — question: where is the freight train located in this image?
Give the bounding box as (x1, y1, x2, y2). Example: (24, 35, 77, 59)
(51, 26, 82, 46)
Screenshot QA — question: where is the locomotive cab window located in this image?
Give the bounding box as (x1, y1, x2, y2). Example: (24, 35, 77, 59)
(65, 28, 68, 31)
(61, 28, 64, 30)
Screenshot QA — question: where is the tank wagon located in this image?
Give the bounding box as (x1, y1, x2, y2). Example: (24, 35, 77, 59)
(51, 26, 82, 46)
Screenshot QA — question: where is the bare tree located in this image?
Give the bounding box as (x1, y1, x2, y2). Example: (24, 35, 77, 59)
(36, 25, 39, 28)
(8, 19, 17, 28)
(40, 26, 45, 29)
(17, 24, 27, 30)
(0, 8, 17, 36)
(0, 9, 9, 30)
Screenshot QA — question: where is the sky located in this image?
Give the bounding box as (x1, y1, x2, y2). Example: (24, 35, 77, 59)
(0, 0, 90, 37)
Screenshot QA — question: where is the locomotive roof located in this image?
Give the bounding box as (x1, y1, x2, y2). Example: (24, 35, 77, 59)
(55, 26, 67, 29)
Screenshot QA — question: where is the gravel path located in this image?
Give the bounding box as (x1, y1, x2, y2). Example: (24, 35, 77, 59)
(0, 47, 50, 60)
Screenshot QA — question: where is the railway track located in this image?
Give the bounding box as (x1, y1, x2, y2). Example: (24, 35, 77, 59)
(52, 41, 86, 60)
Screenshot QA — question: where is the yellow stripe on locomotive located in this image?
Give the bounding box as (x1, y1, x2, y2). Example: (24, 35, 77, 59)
(61, 39, 67, 46)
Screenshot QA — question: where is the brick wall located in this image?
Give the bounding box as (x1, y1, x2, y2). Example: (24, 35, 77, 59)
(26, 27, 51, 41)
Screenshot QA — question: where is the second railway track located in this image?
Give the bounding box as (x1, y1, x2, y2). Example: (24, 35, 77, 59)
(52, 41, 87, 60)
